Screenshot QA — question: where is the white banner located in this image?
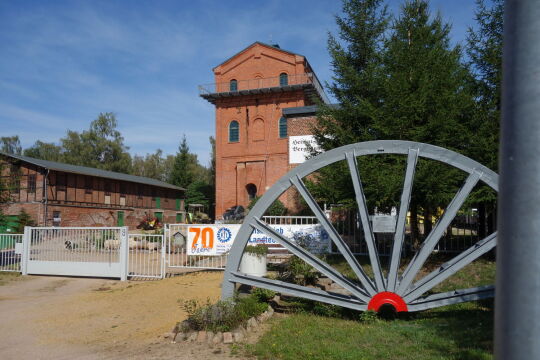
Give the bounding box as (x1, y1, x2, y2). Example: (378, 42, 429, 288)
(289, 135, 322, 164)
(187, 224, 330, 256)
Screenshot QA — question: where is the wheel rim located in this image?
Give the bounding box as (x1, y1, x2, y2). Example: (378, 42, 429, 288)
(221, 140, 498, 313)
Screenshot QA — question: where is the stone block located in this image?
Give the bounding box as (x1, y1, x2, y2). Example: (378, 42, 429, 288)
(223, 332, 234, 344)
(196, 331, 207, 342)
(213, 332, 223, 344)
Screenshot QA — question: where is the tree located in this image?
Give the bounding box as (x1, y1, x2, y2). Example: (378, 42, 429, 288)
(466, 0, 503, 235)
(185, 180, 213, 211)
(308, 0, 390, 212)
(169, 135, 195, 188)
(23, 141, 63, 161)
(61, 113, 132, 173)
(0, 136, 22, 155)
(314, 0, 389, 150)
(132, 149, 167, 181)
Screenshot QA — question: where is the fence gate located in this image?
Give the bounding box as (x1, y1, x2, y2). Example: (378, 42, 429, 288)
(0, 234, 23, 272)
(128, 233, 165, 279)
(23, 227, 129, 280)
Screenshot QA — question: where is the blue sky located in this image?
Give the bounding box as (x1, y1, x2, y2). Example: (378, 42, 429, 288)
(0, 0, 480, 166)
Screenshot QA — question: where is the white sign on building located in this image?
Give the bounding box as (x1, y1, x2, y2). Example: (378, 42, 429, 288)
(289, 135, 322, 164)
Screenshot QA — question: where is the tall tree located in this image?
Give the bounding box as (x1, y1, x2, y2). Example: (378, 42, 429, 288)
(314, 0, 389, 150)
(132, 149, 167, 181)
(0, 136, 22, 155)
(466, 0, 503, 235)
(23, 141, 63, 161)
(169, 135, 195, 188)
(61, 113, 132, 173)
(308, 0, 390, 211)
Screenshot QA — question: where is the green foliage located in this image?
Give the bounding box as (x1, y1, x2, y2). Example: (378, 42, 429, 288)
(359, 309, 379, 323)
(251, 287, 276, 302)
(23, 141, 63, 162)
(169, 135, 196, 188)
(186, 180, 213, 211)
(243, 245, 268, 257)
(61, 112, 133, 174)
(180, 295, 268, 333)
(248, 196, 287, 216)
(0, 136, 22, 155)
(15, 209, 35, 233)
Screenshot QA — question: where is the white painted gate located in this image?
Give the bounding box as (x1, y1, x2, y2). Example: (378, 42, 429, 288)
(23, 227, 129, 280)
(0, 234, 23, 272)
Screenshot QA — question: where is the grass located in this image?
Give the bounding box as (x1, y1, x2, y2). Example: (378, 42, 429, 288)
(244, 258, 495, 360)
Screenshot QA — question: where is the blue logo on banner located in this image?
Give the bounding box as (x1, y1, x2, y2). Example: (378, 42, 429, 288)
(217, 227, 232, 243)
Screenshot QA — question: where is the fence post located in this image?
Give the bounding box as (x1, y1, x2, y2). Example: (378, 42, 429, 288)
(119, 227, 129, 281)
(21, 226, 30, 275)
(161, 234, 166, 279)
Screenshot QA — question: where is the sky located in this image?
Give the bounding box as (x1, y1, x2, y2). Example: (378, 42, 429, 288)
(0, 0, 481, 166)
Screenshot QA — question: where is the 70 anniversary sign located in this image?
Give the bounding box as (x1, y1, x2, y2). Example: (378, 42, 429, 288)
(187, 224, 330, 256)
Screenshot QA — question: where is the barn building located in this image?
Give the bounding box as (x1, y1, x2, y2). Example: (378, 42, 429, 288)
(199, 42, 326, 218)
(0, 152, 186, 229)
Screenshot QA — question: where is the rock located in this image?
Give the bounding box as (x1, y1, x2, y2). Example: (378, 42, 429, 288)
(247, 317, 258, 329)
(318, 277, 332, 287)
(213, 332, 223, 344)
(188, 331, 198, 342)
(223, 332, 234, 344)
(196, 331, 207, 342)
(206, 331, 215, 345)
(163, 333, 171, 339)
(233, 330, 244, 342)
(256, 314, 265, 323)
(267, 306, 274, 316)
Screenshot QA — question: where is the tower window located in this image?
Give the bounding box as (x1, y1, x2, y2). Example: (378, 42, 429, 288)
(229, 121, 240, 142)
(279, 73, 288, 86)
(230, 79, 238, 91)
(279, 117, 288, 138)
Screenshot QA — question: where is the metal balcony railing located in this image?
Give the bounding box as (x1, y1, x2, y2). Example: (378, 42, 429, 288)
(198, 72, 329, 104)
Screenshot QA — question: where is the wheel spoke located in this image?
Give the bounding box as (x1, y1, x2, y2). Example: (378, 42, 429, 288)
(387, 148, 419, 291)
(251, 219, 370, 301)
(230, 271, 368, 311)
(403, 232, 497, 302)
(397, 171, 482, 295)
(346, 151, 385, 291)
(291, 175, 377, 295)
(407, 285, 494, 312)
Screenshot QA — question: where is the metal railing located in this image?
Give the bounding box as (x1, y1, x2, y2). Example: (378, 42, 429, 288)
(128, 234, 165, 279)
(0, 234, 23, 272)
(262, 216, 318, 225)
(199, 73, 330, 103)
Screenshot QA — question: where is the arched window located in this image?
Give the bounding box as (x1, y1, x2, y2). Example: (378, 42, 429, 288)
(230, 79, 238, 91)
(279, 73, 288, 86)
(229, 121, 239, 142)
(279, 117, 287, 138)
(246, 183, 257, 201)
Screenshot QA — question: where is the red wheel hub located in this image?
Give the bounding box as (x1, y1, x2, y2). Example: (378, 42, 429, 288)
(367, 292, 408, 313)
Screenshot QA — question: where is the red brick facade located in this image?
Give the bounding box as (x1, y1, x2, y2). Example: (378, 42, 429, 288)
(201, 42, 323, 218)
(1, 155, 185, 229)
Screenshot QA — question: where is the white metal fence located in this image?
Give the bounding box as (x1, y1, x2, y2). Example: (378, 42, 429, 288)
(24, 227, 128, 279)
(128, 234, 165, 279)
(0, 234, 23, 272)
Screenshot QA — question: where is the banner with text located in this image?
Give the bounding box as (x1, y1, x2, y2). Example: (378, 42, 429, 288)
(187, 224, 330, 256)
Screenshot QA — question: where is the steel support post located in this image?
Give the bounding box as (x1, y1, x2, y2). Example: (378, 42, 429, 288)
(496, 1, 540, 358)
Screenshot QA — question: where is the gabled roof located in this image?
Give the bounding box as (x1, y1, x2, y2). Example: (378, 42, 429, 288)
(213, 41, 305, 71)
(1, 152, 185, 191)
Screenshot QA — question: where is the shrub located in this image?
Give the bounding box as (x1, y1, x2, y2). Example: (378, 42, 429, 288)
(180, 295, 268, 333)
(244, 245, 268, 257)
(251, 287, 276, 302)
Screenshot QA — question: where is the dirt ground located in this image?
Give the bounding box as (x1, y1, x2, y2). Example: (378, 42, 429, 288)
(0, 272, 259, 360)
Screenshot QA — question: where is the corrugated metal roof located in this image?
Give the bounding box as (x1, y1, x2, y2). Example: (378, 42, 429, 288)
(0, 152, 185, 191)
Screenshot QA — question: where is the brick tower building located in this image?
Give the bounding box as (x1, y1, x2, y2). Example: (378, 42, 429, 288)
(200, 42, 327, 218)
